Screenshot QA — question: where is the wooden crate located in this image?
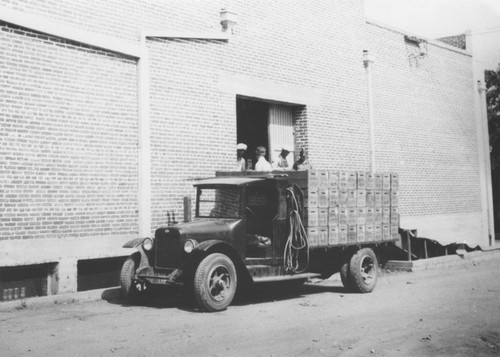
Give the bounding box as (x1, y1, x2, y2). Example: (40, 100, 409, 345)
(357, 207, 366, 225)
(318, 208, 328, 227)
(357, 190, 366, 207)
(328, 171, 339, 189)
(347, 226, 357, 244)
(357, 172, 366, 189)
(328, 207, 339, 226)
(366, 224, 374, 242)
(328, 226, 339, 245)
(357, 224, 366, 243)
(329, 189, 339, 207)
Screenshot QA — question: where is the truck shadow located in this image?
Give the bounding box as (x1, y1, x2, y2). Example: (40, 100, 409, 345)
(104, 281, 349, 312)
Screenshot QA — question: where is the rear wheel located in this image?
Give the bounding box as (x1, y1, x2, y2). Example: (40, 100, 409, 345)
(348, 248, 378, 293)
(193, 253, 237, 312)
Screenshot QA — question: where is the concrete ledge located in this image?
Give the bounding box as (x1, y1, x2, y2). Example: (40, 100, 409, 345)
(385, 249, 500, 272)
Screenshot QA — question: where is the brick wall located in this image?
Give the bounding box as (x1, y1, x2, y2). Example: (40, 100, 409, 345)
(365, 22, 480, 218)
(0, 22, 138, 240)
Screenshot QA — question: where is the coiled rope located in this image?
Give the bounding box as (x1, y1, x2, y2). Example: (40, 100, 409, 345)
(284, 186, 309, 273)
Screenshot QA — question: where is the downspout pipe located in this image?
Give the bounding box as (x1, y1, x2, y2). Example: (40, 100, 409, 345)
(137, 32, 152, 237)
(363, 51, 376, 173)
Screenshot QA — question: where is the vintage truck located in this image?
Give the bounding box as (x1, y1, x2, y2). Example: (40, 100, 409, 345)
(120, 170, 400, 311)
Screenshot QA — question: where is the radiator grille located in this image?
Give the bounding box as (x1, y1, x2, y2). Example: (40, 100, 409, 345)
(155, 229, 181, 269)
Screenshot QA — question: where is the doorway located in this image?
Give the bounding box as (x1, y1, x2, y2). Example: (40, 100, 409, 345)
(236, 97, 295, 169)
(237, 98, 269, 169)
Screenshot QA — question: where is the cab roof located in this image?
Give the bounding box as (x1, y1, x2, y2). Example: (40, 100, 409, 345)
(193, 176, 269, 187)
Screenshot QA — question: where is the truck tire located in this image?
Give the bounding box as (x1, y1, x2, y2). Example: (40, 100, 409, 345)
(340, 261, 353, 291)
(120, 253, 147, 302)
(193, 253, 237, 312)
(348, 248, 378, 293)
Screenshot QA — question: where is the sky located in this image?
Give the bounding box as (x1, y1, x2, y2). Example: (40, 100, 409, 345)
(364, 0, 500, 37)
(364, 0, 500, 69)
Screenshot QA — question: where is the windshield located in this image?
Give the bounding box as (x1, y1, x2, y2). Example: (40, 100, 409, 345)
(197, 187, 241, 219)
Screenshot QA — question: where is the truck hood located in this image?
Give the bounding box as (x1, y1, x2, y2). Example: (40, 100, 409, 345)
(165, 218, 244, 242)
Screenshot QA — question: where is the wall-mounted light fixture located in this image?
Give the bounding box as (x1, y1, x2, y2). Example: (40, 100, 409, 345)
(220, 8, 238, 34)
(404, 35, 427, 57)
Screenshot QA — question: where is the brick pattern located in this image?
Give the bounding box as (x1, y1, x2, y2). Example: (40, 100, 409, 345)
(0, 23, 138, 240)
(365, 22, 480, 217)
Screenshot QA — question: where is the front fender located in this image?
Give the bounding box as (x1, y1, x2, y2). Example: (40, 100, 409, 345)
(122, 237, 149, 248)
(193, 239, 234, 253)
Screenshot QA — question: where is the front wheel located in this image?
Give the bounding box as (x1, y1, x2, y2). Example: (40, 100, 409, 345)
(193, 253, 237, 312)
(348, 248, 378, 293)
(120, 253, 148, 302)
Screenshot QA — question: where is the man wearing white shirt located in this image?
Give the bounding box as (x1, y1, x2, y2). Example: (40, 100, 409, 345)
(254, 146, 272, 171)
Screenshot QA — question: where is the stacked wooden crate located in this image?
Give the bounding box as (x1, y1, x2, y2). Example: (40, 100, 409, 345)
(304, 170, 400, 248)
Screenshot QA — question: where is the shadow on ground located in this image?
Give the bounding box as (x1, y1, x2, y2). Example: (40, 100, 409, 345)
(102, 280, 348, 312)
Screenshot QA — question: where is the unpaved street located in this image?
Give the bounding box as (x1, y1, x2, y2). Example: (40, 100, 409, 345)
(2, 256, 500, 357)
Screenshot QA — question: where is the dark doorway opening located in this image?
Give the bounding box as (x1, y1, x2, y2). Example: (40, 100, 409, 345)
(77, 256, 127, 292)
(237, 97, 269, 169)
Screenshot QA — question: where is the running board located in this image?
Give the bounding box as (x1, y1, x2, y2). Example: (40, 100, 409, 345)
(253, 272, 321, 283)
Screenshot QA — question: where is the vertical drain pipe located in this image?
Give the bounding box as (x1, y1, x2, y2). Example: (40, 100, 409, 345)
(363, 50, 376, 173)
(137, 32, 152, 237)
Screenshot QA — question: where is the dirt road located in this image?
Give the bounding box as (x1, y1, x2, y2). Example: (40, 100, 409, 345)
(1, 256, 500, 357)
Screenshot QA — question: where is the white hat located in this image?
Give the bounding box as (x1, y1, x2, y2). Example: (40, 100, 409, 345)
(281, 145, 293, 152)
(236, 143, 247, 150)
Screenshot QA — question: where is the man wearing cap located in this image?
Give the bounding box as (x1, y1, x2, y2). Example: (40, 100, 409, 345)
(293, 148, 310, 171)
(236, 143, 247, 171)
(254, 146, 272, 172)
(274, 145, 292, 170)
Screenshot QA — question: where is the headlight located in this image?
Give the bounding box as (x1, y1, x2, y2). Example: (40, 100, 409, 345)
(184, 239, 197, 253)
(142, 237, 154, 251)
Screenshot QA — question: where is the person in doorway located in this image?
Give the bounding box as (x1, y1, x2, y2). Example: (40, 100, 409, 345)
(293, 148, 310, 171)
(273, 145, 292, 170)
(254, 146, 272, 171)
(236, 143, 247, 171)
